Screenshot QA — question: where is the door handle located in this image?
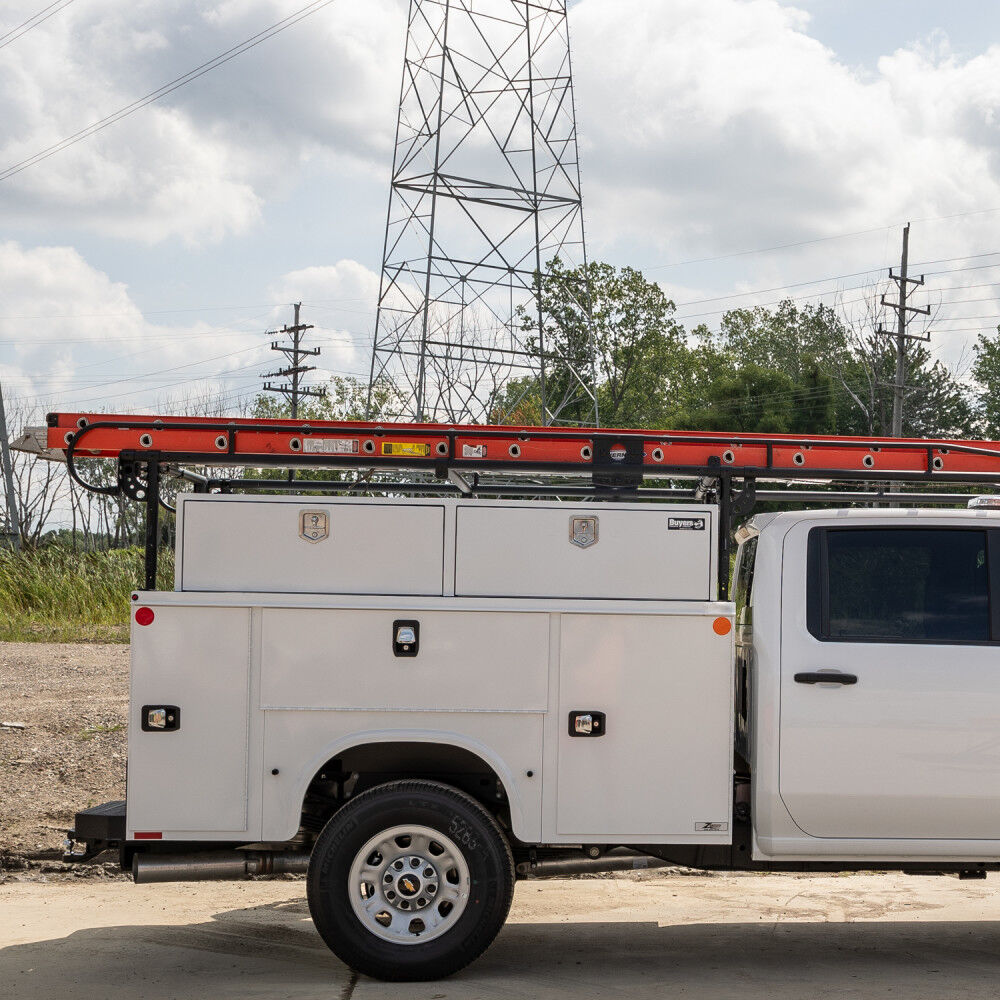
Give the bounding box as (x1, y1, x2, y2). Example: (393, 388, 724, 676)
(794, 671, 858, 686)
(569, 711, 606, 737)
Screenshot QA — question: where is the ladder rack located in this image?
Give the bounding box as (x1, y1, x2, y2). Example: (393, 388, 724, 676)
(46, 412, 1000, 597)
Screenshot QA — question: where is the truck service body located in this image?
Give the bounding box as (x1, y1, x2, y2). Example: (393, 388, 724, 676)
(43, 412, 1000, 980)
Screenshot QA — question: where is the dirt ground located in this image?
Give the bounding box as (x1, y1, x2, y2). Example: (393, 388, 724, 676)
(0, 642, 128, 863)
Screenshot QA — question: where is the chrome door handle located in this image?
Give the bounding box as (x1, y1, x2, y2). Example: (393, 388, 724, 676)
(794, 671, 858, 686)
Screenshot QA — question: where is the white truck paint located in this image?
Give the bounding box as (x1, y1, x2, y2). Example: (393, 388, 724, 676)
(749, 507, 1000, 861)
(128, 496, 732, 848)
(127, 497, 1000, 863)
(111, 494, 1000, 980)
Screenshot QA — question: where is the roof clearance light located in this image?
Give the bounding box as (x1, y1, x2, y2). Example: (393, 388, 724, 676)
(968, 496, 1000, 509)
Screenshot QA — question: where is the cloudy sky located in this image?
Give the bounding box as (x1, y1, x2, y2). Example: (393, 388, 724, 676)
(2, 0, 1000, 422)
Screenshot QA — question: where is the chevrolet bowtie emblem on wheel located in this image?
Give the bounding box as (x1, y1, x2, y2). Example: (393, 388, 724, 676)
(569, 516, 598, 549)
(299, 510, 329, 543)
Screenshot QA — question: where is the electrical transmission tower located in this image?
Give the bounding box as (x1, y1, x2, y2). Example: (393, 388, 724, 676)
(876, 223, 931, 436)
(368, 0, 598, 427)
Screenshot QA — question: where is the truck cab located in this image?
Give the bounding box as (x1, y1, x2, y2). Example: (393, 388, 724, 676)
(738, 508, 1000, 862)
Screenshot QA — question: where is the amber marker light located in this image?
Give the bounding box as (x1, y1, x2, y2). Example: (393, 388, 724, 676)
(713, 617, 732, 636)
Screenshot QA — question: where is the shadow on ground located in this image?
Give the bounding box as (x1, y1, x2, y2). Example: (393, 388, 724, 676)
(4, 897, 1000, 1000)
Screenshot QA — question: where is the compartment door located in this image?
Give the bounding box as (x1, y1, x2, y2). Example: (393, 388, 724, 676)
(128, 606, 251, 835)
(556, 614, 733, 839)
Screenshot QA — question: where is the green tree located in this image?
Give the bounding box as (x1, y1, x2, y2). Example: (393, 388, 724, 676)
(513, 260, 694, 427)
(972, 325, 1000, 437)
(834, 333, 974, 438)
(702, 300, 850, 384)
(681, 362, 837, 434)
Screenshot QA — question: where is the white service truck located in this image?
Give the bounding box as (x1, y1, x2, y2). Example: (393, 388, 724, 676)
(67, 491, 1000, 981)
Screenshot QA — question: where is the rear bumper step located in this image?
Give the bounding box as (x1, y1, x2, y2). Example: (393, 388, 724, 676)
(63, 800, 126, 862)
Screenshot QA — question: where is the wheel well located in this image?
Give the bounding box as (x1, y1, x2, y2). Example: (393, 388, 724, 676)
(299, 742, 509, 838)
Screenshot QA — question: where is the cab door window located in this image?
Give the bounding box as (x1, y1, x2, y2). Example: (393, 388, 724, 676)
(807, 528, 991, 644)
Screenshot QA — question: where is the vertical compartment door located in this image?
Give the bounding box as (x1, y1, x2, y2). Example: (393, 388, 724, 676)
(557, 614, 733, 840)
(128, 606, 252, 836)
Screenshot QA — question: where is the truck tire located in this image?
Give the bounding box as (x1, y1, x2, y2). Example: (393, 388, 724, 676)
(307, 780, 515, 981)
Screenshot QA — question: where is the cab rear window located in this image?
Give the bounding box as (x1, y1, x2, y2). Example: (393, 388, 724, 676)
(807, 528, 991, 644)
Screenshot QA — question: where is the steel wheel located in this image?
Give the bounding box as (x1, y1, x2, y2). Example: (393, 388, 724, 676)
(307, 780, 515, 981)
(349, 824, 471, 944)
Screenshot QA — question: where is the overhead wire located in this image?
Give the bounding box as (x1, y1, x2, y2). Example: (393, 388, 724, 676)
(644, 214, 1000, 272)
(0, 0, 76, 51)
(0, 0, 340, 182)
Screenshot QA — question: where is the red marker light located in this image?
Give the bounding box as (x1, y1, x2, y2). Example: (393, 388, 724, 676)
(135, 607, 155, 626)
(133, 832, 162, 840)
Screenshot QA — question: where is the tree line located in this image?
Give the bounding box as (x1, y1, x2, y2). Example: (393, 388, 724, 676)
(501, 259, 996, 438)
(6, 259, 999, 548)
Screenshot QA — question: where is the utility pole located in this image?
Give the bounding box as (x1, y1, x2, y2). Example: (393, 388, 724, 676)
(262, 303, 326, 480)
(876, 223, 931, 437)
(0, 379, 21, 550)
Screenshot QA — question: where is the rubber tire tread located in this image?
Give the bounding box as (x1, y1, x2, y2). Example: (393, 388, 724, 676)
(307, 780, 514, 982)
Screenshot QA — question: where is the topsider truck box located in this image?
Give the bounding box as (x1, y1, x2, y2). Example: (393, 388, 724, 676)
(176, 495, 718, 600)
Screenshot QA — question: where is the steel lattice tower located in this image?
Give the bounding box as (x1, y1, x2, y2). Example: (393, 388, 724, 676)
(368, 0, 598, 426)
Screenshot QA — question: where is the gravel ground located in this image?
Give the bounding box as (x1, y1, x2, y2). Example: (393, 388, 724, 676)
(0, 643, 128, 865)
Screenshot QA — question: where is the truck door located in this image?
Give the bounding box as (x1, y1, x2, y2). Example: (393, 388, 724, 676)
(779, 524, 1000, 841)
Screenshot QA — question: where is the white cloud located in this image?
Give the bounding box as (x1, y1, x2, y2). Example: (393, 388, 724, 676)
(3, 0, 999, 376)
(0, 0, 405, 244)
(0, 241, 267, 414)
(0, 242, 381, 419)
(572, 0, 1000, 258)
(270, 259, 380, 309)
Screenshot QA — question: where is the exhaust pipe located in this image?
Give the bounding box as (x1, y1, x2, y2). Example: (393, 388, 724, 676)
(133, 850, 310, 885)
(516, 849, 671, 879)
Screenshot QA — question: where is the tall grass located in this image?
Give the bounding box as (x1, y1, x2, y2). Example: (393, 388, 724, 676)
(0, 545, 175, 643)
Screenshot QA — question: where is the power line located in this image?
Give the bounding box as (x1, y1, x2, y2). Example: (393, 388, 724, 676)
(644, 213, 1000, 272)
(0, 0, 339, 182)
(0, 0, 76, 51)
(0, 299, 373, 322)
(647, 227, 898, 272)
(674, 252, 1000, 307)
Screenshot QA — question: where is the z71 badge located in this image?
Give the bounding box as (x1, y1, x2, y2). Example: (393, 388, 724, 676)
(299, 510, 329, 543)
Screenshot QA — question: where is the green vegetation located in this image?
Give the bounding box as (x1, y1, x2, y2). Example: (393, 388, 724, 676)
(0, 545, 174, 643)
(506, 260, 990, 439)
